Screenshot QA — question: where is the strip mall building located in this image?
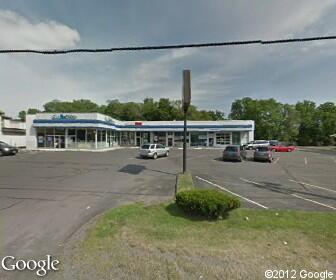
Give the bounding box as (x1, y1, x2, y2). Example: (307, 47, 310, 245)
(26, 113, 254, 150)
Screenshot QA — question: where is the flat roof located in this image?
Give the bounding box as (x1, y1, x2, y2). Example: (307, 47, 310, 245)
(30, 113, 254, 131)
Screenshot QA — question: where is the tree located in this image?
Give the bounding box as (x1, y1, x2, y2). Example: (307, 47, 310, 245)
(27, 108, 41, 114)
(229, 98, 283, 140)
(18, 108, 41, 121)
(43, 99, 99, 113)
(120, 102, 142, 120)
(18, 111, 26, 121)
(316, 102, 336, 145)
(295, 100, 320, 146)
(280, 104, 299, 143)
(104, 99, 124, 119)
(208, 110, 225, 120)
(142, 98, 159, 120)
(158, 98, 172, 120)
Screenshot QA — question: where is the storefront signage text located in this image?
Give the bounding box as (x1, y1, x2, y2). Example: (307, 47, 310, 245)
(51, 114, 77, 120)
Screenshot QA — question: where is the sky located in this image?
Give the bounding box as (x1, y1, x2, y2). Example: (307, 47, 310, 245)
(1, 0, 336, 118)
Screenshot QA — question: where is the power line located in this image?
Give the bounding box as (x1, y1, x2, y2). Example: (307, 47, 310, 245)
(1, 35, 336, 55)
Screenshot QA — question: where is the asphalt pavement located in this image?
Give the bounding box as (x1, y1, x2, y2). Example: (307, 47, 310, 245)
(0, 147, 335, 279)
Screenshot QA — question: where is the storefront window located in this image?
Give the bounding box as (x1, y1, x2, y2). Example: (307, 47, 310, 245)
(232, 132, 241, 145)
(174, 132, 189, 147)
(67, 129, 77, 149)
(216, 133, 231, 145)
(121, 131, 135, 146)
(54, 128, 65, 135)
(190, 132, 207, 147)
(45, 128, 54, 148)
(76, 129, 87, 149)
(97, 130, 107, 149)
(87, 129, 96, 149)
(36, 128, 45, 148)
(142, 132, 150, 144)
(153, 132, 166, 145)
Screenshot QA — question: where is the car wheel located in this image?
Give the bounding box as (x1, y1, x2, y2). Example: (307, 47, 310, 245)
(165, 151, 169, 157)
(153, 153, 158, 159)
(0, 150, 3, 157)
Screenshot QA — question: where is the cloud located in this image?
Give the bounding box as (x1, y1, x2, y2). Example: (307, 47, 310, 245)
(0, 10, 80, 49)
(1, 1, 336, 118)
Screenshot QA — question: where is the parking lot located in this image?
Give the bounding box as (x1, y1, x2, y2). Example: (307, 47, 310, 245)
(0, 147, 335, 260)
(190, 148, 336, 211)
(0, 149, 178, 259)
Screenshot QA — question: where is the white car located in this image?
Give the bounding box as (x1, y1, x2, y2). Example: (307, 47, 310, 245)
(245, 140, 270, 150)
(139, 144, 169, 159)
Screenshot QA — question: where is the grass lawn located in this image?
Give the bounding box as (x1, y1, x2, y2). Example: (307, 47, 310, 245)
(63, 203, 336, 280)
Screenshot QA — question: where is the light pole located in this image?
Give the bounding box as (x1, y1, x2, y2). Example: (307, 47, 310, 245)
(182, 70, 191, 173)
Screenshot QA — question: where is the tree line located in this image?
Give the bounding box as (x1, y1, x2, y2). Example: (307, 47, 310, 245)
(16, 97, 335, 146)
(230, 98, 336, 146)
(18, 98, 225, 122)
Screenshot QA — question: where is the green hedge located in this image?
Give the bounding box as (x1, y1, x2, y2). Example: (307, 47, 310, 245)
(176, 189, 241, 219)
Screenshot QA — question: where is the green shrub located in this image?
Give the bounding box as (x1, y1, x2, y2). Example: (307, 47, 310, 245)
(176, 189, 241, 219)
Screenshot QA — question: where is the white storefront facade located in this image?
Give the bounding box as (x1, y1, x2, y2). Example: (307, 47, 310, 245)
(0, 114, 26, 147)
(26, 113, 254, 150)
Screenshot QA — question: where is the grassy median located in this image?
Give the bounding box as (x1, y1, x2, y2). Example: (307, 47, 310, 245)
(64, 203, 336, 280)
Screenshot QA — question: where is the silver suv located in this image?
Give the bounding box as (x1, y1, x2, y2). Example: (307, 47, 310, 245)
(139, 144, 169, 159)
(245, 140, 270, 150)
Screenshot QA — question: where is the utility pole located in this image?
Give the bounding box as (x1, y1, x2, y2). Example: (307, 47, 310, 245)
(182, 70, 191, 173)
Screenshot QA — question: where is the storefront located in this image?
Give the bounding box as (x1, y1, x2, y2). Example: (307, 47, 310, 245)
(26, 113, 254, 150)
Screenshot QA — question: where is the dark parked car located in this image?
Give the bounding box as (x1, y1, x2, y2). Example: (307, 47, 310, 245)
(254, 146, 273, 162)
(0, 141, 19, 156)
(269, 140, 279, 146)
(223, 145, 243, 162)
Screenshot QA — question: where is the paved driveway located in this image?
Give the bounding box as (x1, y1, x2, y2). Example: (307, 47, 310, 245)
(0, 149, 178, 261)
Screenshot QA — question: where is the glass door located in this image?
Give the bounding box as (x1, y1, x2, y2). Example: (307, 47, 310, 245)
(46, 135, 54, 148)
(232, 132, 241, 145)
(54, 136, 65, 148)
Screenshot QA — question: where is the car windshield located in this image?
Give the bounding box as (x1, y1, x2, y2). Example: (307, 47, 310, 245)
(257, 147, 269, 151)
(225, 146, 238, 152)
(141, 144, 150, 149)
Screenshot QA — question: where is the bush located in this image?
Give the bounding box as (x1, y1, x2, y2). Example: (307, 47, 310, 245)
(176, 189, 241, 219)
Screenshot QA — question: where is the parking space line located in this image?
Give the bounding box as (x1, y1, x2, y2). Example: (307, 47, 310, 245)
(289, 179, 336, 194)
(240, 178, 336, 211)
(195, 176, 269, 209)
(304, 157, 308, 165)
(291, 194, 336, 210)
(240, 178, 264, 186)
(273, 157, 280, 164)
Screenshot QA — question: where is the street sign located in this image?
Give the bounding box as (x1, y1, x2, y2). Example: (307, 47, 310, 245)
(182, 70, 191, 112)
(182, 69, 191, 174)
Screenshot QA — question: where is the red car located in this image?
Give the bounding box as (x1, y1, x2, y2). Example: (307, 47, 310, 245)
(271, 144, 296, 152)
